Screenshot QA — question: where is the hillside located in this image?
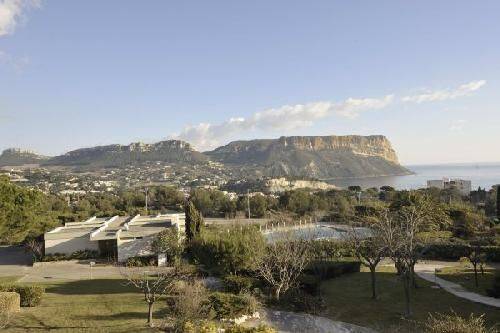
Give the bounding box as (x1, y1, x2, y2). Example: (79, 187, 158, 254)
(0, 148, 49, 167)
(43, 140, 208, 168)
(205, 135, 411, 179)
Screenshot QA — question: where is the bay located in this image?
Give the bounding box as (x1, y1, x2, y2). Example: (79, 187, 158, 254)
(327, 163, 500, 191)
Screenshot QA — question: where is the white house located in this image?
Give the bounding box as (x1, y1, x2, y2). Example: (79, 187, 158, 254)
(44, 212, 185, 262)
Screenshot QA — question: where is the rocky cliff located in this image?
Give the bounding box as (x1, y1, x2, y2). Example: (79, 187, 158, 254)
(0, 148, 49, 166)
(206, 135, 410, 179)
(44, 140, 207, 167)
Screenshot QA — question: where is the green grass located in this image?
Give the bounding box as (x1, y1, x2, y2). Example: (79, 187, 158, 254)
(320, 266, 500, 332)
(5, 279, 163, 333)
(0, 276, 21, 284)
(436, 266, 496, 297)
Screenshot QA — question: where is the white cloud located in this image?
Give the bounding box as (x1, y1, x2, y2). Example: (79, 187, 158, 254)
(401, 80, 486, 104)
(173, 79, 485, 151)
(173, 95, 395, 150)
(449, 119, 467, 132)
(0, 0, 40, 37)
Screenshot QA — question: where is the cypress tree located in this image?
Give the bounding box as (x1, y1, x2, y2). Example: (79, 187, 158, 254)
(185, 200, 204, 241)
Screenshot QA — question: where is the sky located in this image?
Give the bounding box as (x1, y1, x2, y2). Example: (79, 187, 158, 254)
(0, 1, 499, 165)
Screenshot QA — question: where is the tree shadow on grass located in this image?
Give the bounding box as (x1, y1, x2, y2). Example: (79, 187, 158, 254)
(46, 279, 139, 295)
(76, 307, 169, 322)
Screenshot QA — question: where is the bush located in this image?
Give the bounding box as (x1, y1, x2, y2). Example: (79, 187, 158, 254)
(486, 272, 500, 298)
(189, 227, 266, 275)
(208, 292, 258, 320)
(0, 285, 45, 307)
(304, 260, 361, 279)
(422, 244, 500, 262)
(278, 288, 325, 314)
(309, 240, 354, 260)
(223, 275, 261, 294)
(424, 312, 493, 333)
(125, 256, 157, 267)
(42, 249, 99, 262)
(226, 325, 277, 333)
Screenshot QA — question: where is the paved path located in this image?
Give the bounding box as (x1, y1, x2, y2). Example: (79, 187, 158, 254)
(246, 309, 376, 333)
(414, 262, 500, 308)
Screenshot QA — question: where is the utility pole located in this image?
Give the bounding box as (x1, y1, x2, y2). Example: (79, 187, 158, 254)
(247, 189, 251, 219)
(145, 187, 149, 215)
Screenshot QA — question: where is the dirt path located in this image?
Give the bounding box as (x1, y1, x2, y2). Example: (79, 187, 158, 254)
(414, 262, 500, 308)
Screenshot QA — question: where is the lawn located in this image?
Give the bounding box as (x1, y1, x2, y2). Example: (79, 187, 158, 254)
(0, 276, 21, 284)
(320, 266, 500, 332)
(436, 266, 496, 297)
(5, 279, 163, 333)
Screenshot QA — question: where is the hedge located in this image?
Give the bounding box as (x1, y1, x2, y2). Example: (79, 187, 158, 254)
(301, 260, 361, 294)
(422, 244, 500, 262)
(0, 285, 45, 307)
(42, 250, 99, 262)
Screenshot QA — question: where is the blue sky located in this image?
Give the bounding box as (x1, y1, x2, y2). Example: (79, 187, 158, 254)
(0, 1, 499, 164)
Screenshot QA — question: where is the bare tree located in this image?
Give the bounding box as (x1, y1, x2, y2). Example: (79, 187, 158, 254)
(121, 266, 183, 327)
(257, 232, 311, 300)
(379, 195, 432, 318)
(346, 225, 386, 299)
(467, 242, 486, 288)
(24, 238, 43, 263)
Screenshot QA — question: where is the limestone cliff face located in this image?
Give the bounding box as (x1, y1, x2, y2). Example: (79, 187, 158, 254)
(276, 135, 399, 164)
(206, 135, 409, 179)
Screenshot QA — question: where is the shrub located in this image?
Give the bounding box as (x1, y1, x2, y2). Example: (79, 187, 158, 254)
(424, 312, 493, 333)
(42, 249, 99, 262)
(208, 292, 258, 320)
(189, 227, 266, 275)
(223, 275, 260, 294)
(422, 244, 500, 262)
(278, 288, 325, 314)
(225, 325, 277, 333)
(125, 256, 157, 267)
(486, 271, 500, 298)
(0, 285, 45, 307)
(304, 260, 361, 280)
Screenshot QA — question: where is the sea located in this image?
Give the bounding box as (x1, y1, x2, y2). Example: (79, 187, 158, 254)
(327, 163, 500, 191)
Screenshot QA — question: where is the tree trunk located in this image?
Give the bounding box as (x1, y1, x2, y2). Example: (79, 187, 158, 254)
(473, 264, 478, 287)
(403, 273, 412, 318)
(410, 264, 418, 289)
(274, 287, 281, 301)
(370, 266, 377, 299)
(147, 302, 154, 327)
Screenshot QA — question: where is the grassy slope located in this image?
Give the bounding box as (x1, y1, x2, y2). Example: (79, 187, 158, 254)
(5, 279, 161, 333)
(437, 266, 496, 297)
(320, 267, 500, 332)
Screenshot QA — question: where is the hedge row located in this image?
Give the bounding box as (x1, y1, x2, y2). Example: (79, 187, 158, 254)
(43, 250, 99, 262)
(301, 260, 361, 294)
(0, 285, 45, 307)
(422, 244, 500, 262)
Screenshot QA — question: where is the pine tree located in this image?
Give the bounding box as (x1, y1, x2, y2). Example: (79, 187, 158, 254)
(185, 200, 203, 241)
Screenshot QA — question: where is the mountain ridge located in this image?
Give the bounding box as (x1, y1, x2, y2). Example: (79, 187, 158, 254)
(1, 135, 411, 179)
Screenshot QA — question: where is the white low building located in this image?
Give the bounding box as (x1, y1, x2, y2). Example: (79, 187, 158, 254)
(44, 213, 185, 262)
(427, 178, 472, 195)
